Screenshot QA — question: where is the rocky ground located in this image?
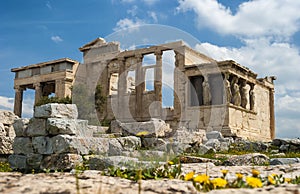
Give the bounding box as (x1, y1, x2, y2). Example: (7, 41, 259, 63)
(1, 163, 299, 194)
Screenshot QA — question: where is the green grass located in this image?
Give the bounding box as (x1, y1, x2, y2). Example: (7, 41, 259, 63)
(0, 162, 12, 172)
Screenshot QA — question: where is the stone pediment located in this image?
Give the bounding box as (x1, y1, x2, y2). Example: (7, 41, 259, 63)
(79, 37, 107, 51)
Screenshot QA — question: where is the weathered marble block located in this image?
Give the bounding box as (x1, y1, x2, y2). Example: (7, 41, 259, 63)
(41, 153, 83, 170)
(34, 103, 78, 119)
(47, 118, 91, 137)
(13, 118, 29, 137)
(110, 119, 172, 138)
(32, 136, 53, 154)
(51, 135, 89, 155)
(0, 110, 18, 125)
(0, 136, 14, 154)
(27, 118, 47, 137)
(13, 137, 34, 155)
(8, 154, 27, 170)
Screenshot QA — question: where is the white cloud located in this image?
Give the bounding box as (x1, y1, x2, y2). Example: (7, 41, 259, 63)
(113, 18, 146, 32)
(142, 0, 159, 6)
(148, 11, 158, 23)
(0, 96, 33, 118)
(46, 1, 52, 10)
(0, 96, 14, 110)
(51, 35, 63, 43)
(127, 5, 138, 16)
(177, 0, 300, 38)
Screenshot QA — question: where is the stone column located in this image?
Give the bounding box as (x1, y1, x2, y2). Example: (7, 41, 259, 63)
(55, 80, 63, 98)
(34, 82, 42, 105)
(135, 54, 144, 120)
(153, 51, 162, 118)
(249, 84, 255, 111)
(269, 88, 275, 139)
(14, 86, 24, 117)
(118, 58, 126, 119)
(173, 51, 185, 120)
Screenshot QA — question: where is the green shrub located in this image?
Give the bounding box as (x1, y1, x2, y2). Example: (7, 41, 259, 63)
(35, 96, 72, 106)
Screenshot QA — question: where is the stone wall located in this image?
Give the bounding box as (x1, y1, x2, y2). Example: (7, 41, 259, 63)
(0, 110, 18, 157)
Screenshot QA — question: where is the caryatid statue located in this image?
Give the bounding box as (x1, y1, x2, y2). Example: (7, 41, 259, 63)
(202, 76, 211, 106)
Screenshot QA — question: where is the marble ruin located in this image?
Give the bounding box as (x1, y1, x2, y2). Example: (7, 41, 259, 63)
(11, 38, 276, 141)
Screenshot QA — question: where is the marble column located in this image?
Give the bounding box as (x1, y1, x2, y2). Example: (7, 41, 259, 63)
(153, 51, 162, 118)
(117, 57, 126, 119)
(135, 54, 144, 120)
(34, 82, 42, 105)
(14, 86, 24, 117)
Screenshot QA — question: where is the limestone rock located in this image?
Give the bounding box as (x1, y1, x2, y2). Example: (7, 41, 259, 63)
(27, 118, 47, 137)
(206, 131, 224, 140)
(8, 154, 27, 170)
(34, 103, 78, 119)
(89, 156, 139, 170)
(41, 154, 83, 170)
(110, 119, 172, 138)
(47, 118, 91, 137)
(180, 156, 221, 165)
(174, 129, 206, 144)
(32, 136, 53, 154)
(51, 135, 89, 155)
(205, 139, 221, 150)
(0, 136, 14, 154)
(0, 110, 18, 125)
(108, 138, 123, 156)
(270, 158, 300, 165)
(26, 153, 43, 169)
(5, 125, 16, 138)
(0, 123, 5, 136)
(13, 118, 29, 137)
(116, 136, 141, 151)
(13, 137, 34, 155)
(223, 153, 269, 166)
(141, 137, 166, 148)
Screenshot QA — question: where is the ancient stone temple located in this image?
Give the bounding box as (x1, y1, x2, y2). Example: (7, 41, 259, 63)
(11, 38, 276, 141)
(11, 58, 79, 117)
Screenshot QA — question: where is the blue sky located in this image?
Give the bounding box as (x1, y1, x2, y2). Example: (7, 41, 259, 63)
(1, 0, 300, 138)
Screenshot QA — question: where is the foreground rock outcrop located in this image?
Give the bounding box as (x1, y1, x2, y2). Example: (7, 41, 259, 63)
(1, 163, 300, 194)
(0, 110, 18, 156)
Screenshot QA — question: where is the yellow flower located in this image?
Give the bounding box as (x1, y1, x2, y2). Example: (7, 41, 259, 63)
(271, 173, 277, 177)
(236, 173, 243, 180)
(285, 178, 292, 183)
(268, 175, 276, 185)
(184, 171, 195, 181)
(251, 169, 260, 177)
(246, 177, 263, 188)
(168, 161, 174, 165)
(221, 169, 229, 176)
(193, 174, 210, 184)
(136, 131, 149, 137)
(211, 178, 227, 188)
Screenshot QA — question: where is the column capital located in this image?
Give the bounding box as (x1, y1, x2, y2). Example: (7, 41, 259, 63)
(154, 51, 162, 56)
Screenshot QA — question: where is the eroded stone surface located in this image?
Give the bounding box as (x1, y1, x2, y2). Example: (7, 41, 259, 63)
(34, 103, 78, 119)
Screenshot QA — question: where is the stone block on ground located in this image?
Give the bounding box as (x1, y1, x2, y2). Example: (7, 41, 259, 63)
(27, 118, 47, 137)
(8, 154, 27, 170)
(223, 153, 269, 166)
(0, 136, 14, 154)
(32, 136, 53, 154)
(270, 158, 300, 165)
(26, 153, 43, 169)
(141, 137, 166, 148)
(5, 125, 16, 138)
(110, 119, 172, 138)
(116, 136, 141, 151)
(41, 154, 83, 170)
(51, 135, 89, 155)
(108, 138, 123, 156)
(47, 118, 91, 137)
(34, 103, 78, 119)
(89, 156, 139, 170)
(206, 131, 224, 140)
(0, 110, 18, 125)
(13, 118, 29, 137)
(180, 156, 221, 165)
(13, 137, 34, 155)
(174, 129, 206, 145)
